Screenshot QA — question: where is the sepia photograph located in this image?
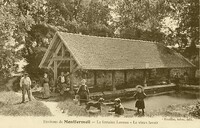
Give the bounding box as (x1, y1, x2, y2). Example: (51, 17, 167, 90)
(0, 0, 199, 128)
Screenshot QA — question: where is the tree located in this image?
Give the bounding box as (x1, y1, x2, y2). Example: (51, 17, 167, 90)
(163, 0, 199, 62)
(2, 0, 198, 80)
(19, 0, 113, 79)
(113, 0, 168, 42)
(0, 0, 35, 78)
(78, 0, 114, 37)
(163, 0, 199, 46)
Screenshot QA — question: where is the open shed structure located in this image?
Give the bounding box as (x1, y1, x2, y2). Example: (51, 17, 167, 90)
(39, 32, 194, 92)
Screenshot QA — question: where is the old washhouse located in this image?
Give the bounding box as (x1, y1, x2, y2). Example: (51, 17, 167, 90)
(39, 32, 194, 97)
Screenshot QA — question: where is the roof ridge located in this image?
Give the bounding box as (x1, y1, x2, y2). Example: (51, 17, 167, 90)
(57, 31, 157, 44)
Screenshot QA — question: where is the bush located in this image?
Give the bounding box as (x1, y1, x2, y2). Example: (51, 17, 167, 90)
(189, 101, 200, 118)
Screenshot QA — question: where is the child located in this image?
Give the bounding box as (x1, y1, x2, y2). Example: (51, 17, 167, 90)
(73, 95, 80, 105)
(77, 79, 89, 105)
(85, 98, 104, 112)
(134, 85, 146, 115)
(108, 98, 125, 115)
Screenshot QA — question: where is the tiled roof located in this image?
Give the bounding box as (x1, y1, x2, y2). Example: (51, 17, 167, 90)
(39, 32, 195, 70)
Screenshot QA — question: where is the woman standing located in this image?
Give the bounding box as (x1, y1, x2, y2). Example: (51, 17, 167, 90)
(77, 79, 90, 105)
(42, 73, 50, 99)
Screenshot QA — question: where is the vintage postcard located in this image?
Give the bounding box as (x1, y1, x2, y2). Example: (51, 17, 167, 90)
(0, 0, 199, 128)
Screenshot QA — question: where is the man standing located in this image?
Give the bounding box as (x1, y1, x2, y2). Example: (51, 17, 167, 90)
(20, 73, 32, 103)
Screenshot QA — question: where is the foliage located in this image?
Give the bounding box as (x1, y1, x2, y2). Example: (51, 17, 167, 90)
(0, 0, 199, 80)
(189, 101, 200, 118)
(164, 0, 199, 47)
(21, 0, 113, 79)
(0, 0, 35, 78)
(164, 0, 199, 65)
(113, 0, 168, 42)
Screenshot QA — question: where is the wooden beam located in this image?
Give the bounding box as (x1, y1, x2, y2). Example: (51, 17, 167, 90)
(72, 66, 80, 73)
(70, 55, 73, 73)
(168, 69, 171, 84)
(57, 60, 63, 67)
(70, 54, 74, 91)
(71, 60, 78, 69)
(124, 70, 127, 85)
(52, 57, 73, 61)
(94, 71, 97, 85)
(59, 34, 82, 68)
(48, 54, 55, 69)
(112, 71, 116, 91)
(62, 43, 65, 57)
(39, 34, 58, 68)
(47, 42, 62, 68)
(148, 69, 151, 78)
(143, 70, 147, 87)
(53, 61, 58, 85)
(49, 66, 54, 73)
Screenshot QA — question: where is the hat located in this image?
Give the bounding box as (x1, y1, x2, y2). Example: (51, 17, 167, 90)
(114, 98, 121, 103)
(81, 79, 87, 83)
(98, 98, 104, 102)
(136, 85, 144, 91)
(24, 72, 28, 75)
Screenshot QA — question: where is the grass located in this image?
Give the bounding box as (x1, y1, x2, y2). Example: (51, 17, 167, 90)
(0, 91, 52, 116)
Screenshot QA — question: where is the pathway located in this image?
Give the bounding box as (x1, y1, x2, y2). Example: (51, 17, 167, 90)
(41, 101, 67, 116)
(4, 77, 67, 116)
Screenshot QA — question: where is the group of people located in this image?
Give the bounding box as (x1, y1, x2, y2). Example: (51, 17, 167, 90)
(41, 71, 71, 98)
(107, 85, 146, 116)
(19, 72, 50, 102)
(74, 80, 147, 116)
(19, 71, 90, 102)
(19, 71, 71, 102)
(20, 72, 147, 116)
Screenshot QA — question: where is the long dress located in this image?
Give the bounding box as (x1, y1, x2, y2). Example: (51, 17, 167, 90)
(42, 77, 50, 98)
(134, 92, 146, 109)
(77, 84, 89, 104)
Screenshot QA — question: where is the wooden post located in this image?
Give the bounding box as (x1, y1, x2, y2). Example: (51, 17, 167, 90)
(124, 70, 127, 85)
(69, 73, 74, 92)
(148, 69, 151, 78)
(53, 61, 57, 85)
(144, 62, 149, 87)
(94, 71, 97, 85)
(112, 71, 116, 91)
(62, 43, 65, 57)
(143, 70, 147, 87)
(70, 57, 74, 91)
(168, 69, 171, 84)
